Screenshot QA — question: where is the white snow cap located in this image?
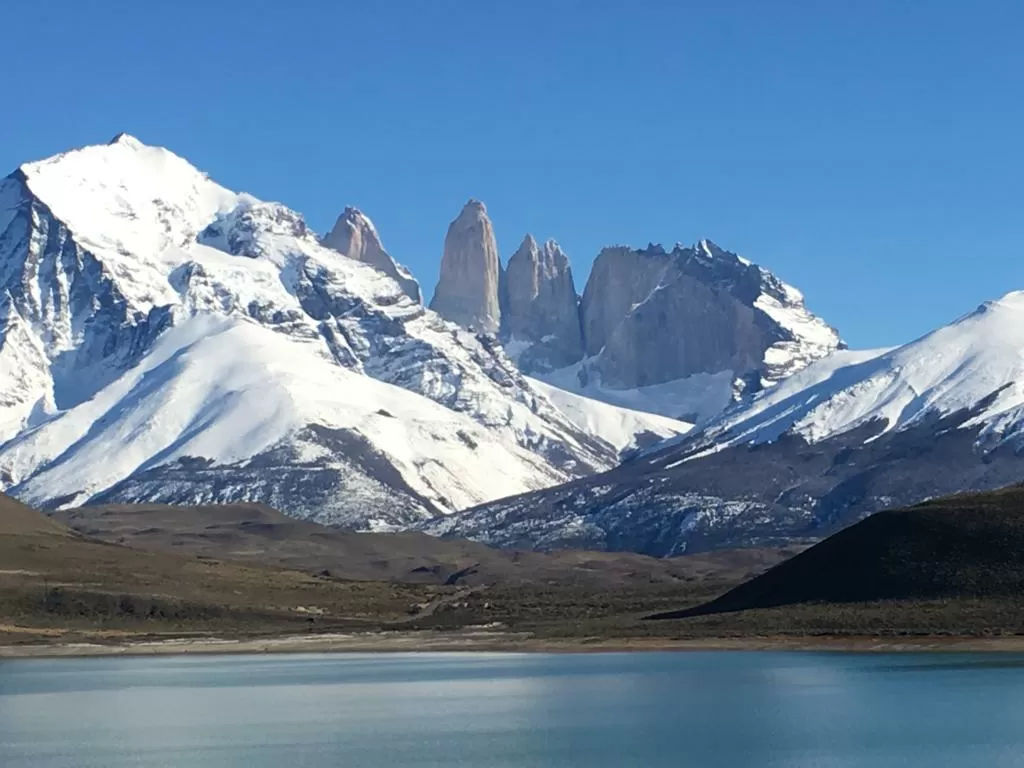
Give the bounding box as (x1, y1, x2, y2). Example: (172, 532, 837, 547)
(107, 132, 146, 148)
(700, 290, 1024, 451)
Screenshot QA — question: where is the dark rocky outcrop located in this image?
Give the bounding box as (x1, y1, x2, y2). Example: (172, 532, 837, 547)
(653, 486, 1024, 618)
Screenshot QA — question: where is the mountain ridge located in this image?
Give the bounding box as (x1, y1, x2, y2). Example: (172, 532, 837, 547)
(0, 136, 640, 527)
(0, 133, 854, 542)
(428, 291, 1024, 554)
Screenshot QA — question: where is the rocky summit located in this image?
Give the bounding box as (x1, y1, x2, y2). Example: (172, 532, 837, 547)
(321, 206, 421, 302)
(578, 240, 841, 392)
(429, 200, 503, 334)
(501, 235, 584, 374)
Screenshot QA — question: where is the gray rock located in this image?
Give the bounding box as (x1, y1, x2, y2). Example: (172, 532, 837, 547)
(578, 241, 839, 390)
(579, 245, 670, 360)
(429, 200, 502, 334)
(501, 235, 583, 372)
(322, 207, 421, 302)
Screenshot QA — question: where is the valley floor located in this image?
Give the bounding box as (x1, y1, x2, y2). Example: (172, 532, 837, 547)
(9, 493, 1024, 657)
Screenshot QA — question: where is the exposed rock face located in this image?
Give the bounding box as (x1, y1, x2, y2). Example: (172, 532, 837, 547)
(578, 241, 840, 391)
(501, 235, 584, 373)
(429, 200, 502, 334)
(321, 207, 421, 302)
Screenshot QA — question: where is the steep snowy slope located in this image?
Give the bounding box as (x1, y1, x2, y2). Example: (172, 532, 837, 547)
(527, 378, 692, 454)
(3, 316, 568, 527)
(0, 135, 619, 526)
(427, 294, 1024, 554)
(535, 365, 735, 424)
(695, 294, 1024, 451)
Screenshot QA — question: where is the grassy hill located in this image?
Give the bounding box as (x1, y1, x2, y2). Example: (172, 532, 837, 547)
(647, 486, 1024, 635)
(0, 495, 443, 644)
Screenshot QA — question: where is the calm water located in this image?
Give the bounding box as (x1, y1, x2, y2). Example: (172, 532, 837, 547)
(3, 651, 1024, 767)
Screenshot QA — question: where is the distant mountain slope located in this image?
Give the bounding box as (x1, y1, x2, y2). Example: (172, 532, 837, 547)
(694, 292, 1024, 451)
(428, 296, 1024, 555)
(526, 378, 691, 454)
(653, 487, 1024, 619)
(0, 135, 623, 527)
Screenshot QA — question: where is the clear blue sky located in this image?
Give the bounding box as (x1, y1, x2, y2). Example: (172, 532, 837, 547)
(2, 1, 1021, 349)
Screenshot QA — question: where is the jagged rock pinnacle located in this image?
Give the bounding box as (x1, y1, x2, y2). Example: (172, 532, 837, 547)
(502, 234, 583, 373)
(322, 207, 421, 302)
(430, 200, 502, 334)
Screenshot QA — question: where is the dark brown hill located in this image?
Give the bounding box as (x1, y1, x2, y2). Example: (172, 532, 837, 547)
(653, 487, 1024, 620)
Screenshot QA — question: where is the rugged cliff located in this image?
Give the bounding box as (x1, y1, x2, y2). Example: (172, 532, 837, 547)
(501, 234, 583, 373)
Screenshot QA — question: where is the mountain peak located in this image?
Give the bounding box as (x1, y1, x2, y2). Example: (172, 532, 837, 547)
(541, 239, 569, 266)
(321, 207, 419, 302)
(107, 132, 146, 149)
(337, 205, 379, 238)
(455, 199, 489, 222)
(430, 200, 501, 334)
(517, 233, 538, 252)
(0, 137, 619, 529)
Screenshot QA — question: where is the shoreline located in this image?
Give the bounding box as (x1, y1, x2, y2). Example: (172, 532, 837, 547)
(6, 631, 1024, 658)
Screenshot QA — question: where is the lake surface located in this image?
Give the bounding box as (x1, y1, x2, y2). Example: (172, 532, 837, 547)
(3, 651, 1024, 767)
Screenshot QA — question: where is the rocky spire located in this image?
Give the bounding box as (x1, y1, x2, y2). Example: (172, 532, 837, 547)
(502, 234, 584, 372)
(322, 207, 421, 302)
(429, 200, 501, 334)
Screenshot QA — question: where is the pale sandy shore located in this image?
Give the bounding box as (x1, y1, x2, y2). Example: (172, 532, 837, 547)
(6, 631, 1024, 658)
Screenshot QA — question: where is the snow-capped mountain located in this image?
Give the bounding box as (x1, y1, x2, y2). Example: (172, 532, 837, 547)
(695, 293, 1024, 451)
(0, 134, 670, 527)
(426, 294, 1024, 554)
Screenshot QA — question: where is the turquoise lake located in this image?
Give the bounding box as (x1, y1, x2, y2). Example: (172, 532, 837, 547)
(3, 651, 1024, 767)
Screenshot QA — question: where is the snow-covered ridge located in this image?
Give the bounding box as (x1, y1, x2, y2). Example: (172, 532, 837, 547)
(696, 292, 1024, 453)
(527, 377, 692, 453)
(0, 134, 633, 525)
(426, 292, 1024, 557)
